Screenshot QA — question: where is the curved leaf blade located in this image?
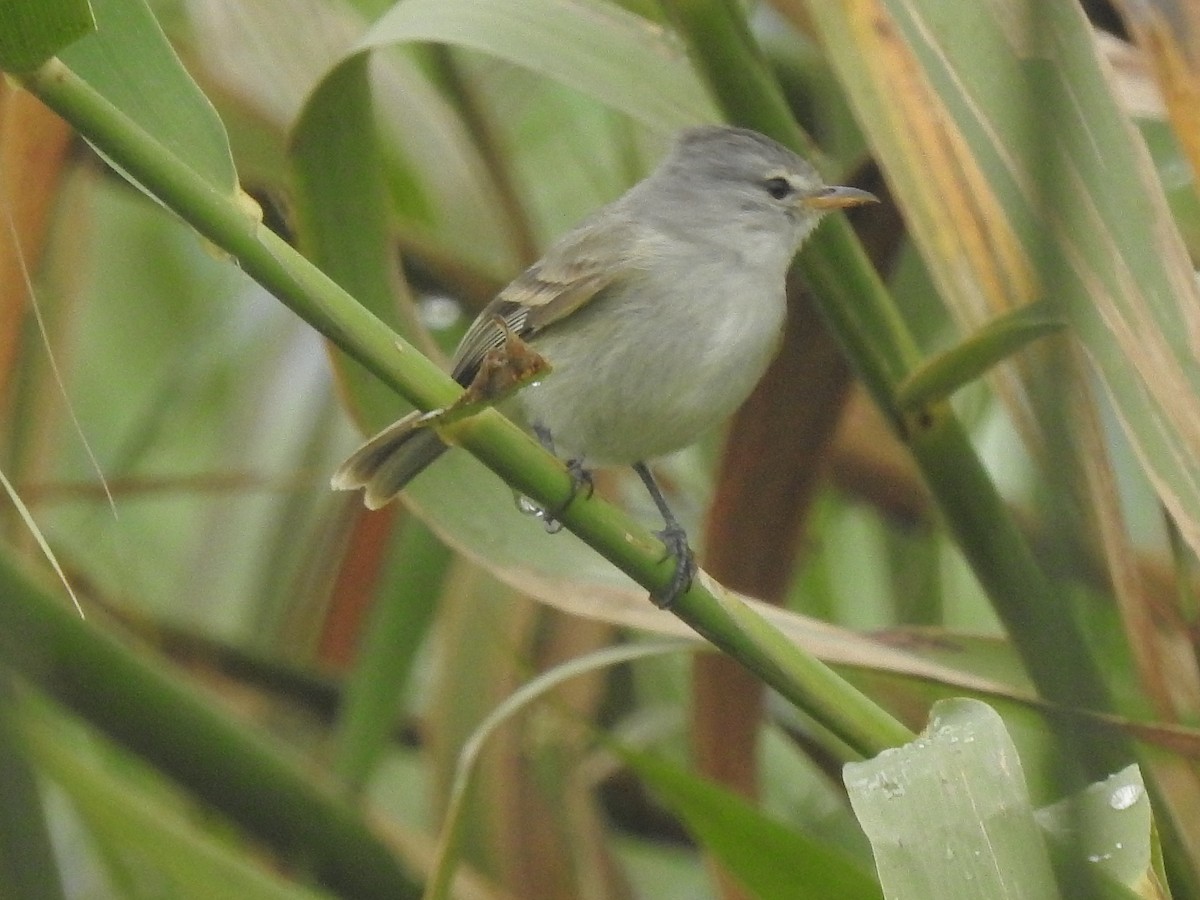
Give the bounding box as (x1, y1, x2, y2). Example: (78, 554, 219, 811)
(896, 304, 1065, 411)
(808, 0, 1200, 557)
(357, 0, 716, 129)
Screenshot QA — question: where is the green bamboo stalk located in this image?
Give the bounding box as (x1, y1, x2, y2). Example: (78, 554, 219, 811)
(662, 0, 1130, 777)
(18, 59, 909, 757)
(658, 0, 918, 394)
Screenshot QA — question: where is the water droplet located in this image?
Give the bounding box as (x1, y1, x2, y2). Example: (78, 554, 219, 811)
(420, 293, 464, 330)
(516, 495, 543, 517)
(1109, 784, 1142, 811)
(879, 775, 905, 799)
(515, 494, 565, 533)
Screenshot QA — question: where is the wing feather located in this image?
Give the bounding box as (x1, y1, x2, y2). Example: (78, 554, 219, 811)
(450, 214, 644, 384)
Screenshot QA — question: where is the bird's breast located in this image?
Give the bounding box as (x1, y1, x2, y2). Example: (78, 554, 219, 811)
(519, 254, 787, 465)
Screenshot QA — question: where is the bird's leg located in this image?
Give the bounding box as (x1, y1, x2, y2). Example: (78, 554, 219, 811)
(632, 462, 696, 608)
(523, 425, 593, 533)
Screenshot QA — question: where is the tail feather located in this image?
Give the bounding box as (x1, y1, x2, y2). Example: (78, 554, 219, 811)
(331, 412, 449, 508)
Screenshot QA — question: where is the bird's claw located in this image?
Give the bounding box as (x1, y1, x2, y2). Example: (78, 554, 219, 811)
(565, 459, 595, 501)
(651, 523, 696, 608)
(540, 458, 594, 534)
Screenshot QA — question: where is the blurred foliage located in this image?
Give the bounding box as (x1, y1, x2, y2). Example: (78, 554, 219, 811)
(1, 0, 1199, 898)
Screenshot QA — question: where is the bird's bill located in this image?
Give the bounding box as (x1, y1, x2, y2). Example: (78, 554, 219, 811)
(801, 185, 879, 210)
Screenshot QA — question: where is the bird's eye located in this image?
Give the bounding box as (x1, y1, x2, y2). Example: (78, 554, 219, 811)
(763, 177, 792, 200)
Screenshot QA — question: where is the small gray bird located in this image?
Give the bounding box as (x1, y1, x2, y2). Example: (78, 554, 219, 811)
(332, 125, 877, 606)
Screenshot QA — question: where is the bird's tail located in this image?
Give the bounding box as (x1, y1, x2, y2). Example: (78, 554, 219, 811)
(331, 412, 449, 509)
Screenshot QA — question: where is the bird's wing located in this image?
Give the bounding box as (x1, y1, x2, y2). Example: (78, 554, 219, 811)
(450, 217, 641, 384)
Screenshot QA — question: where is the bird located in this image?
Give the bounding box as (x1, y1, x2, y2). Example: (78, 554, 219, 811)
(332, 125, 878, 606)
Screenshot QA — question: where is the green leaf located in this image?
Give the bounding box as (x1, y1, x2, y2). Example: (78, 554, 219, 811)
(289, 0, 719, 300)
(623, 747, 883, 900)
(290, 53, 411, 433)
(19, 697, 334, 900)
(0, 0, 94, 73)
(356, 0, 717, 129)
(845, 699, 1144, 900)
(846, 698, 1059, 899)
(0, 681, 65, 900)
(0, 549, 421, 899)
(1036, 766, 1164, 896)
(812, 0, 1200, 559)
(896, 303, 1065, 411)
(58, 0, 235, 194)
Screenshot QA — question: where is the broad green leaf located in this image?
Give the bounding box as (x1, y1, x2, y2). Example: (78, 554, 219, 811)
(846, 698, 1059, 900)
(0, 0, 94, 73)
(624, 747, 883, 900)
(59, 0, 235, 194)
(186, 0, 518, 274)
(1036, 766, 1165, 897)
(845, 699, 1143, 900)
(284, 0, 718, 304)
(290, 53, 411, 433)
(358, 0, 716, 130)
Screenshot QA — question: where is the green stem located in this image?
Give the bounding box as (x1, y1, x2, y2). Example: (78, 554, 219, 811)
(663, 0, 1129, 776)
(20, 60, 908, 757)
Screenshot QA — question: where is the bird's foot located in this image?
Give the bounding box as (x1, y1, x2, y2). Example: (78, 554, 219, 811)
(540, 459, 594, 534)
(651, 522, 696, 609)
